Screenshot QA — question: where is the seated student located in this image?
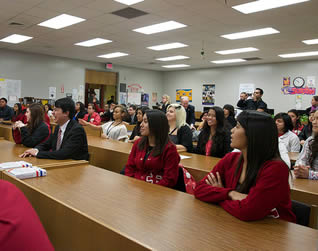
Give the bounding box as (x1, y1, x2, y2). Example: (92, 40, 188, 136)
(12, 103, 27, 123)
(20, 97, 89, 160)
(299, 111, 314, 145)
(236, 92, 248, 110)
(0, 97, 13, 121)
(125, 105, 137, 125)
(0, 180, 54, 250)
(223, 104, 237, 128)
(274, 113, 300, 153)
(181, 96, 195, 129)
(294, 110, 318, 180)
(194, 111, 296, 222)
(125, 110, 180, 187)
(197, 111, 208, 131)
(79, 103, 101, 126)
(44, 104, 54, 119)
(166, 104, 193, 152)
(306, 95, 318, 115)
(194, 106, 231, 157)
(13, 103, 50, 147)
(73, 101, 86, 121)
(99, 104, 111, 122)
(129, 106, 150, 143)
(288, 109, 304, 136)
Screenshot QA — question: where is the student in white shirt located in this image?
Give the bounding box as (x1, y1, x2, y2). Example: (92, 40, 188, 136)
(274, 112, 300, 153)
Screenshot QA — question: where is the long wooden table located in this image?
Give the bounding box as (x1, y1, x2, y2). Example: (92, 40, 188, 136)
(4, 164, 318, 250)
(0, 123, 13, 142)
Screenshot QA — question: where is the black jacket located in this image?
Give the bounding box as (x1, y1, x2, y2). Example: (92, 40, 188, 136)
(169, 125, 193, 152)
(74, 110, 87, 121)
(0, 105, 13, 120)
(185, 104, 195, 125)
(35, 120, 89, 160)
(20, 122, 50, 148)
(246, 99, 267, 110)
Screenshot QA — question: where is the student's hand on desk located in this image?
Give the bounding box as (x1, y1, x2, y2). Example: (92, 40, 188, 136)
(19, 148, 39, 158)
(205, 172, 223, 188)
(15, 121, 26, 128)
(228, 191, 248, 201)
(294, 165, 309, 179)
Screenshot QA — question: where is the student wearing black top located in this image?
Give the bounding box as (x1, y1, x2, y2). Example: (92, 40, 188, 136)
(126, 105, 137, 125)
(0, 97, 13, 121)
(223, 104, 237, 128)
(13, 103, 50, 147)
(166, 104, 193, 152)
(245, 88, 267, 111)
(20, 98, 89, 160)
(195, 106, 231, 157)
(299, 110, 314, 145)
(74, 101, 86, 121)
(129, 106, 150, 143)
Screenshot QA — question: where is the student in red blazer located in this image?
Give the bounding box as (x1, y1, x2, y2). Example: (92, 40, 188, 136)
(195, 111, 296, 222)
(125, 110, 180, 187)
(79, 103, 101, 126)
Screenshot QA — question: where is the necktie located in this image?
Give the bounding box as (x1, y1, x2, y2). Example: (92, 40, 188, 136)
(56, 128, 62, 150)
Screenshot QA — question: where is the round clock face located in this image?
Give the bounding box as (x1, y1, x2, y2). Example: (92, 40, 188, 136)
(293, 77, 305, 88)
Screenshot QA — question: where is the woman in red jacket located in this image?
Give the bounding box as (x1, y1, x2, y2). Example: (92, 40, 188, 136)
(125, 110, 180, 187)
(194, 110, 296, 222)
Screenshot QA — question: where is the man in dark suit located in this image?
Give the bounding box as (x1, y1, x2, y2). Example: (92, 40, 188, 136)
(245, 88, 267, 112)
(181, 96, 195, 129)
(126, 105, 137, 125)
(20, 98, 89, 160)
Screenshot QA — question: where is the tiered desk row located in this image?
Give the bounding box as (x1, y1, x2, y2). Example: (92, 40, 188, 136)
(1, 123, 318, 250)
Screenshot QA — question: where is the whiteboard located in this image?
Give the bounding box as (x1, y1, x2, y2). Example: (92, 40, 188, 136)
(128, 92, 141, 105)
(0, 78, 21, 107)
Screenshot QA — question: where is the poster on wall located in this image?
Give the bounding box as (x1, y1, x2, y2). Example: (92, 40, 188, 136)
(78, 85, 84, 102)
(72, 88, 78, 102)
(141, 93, 149, 106)
(128, 92, 141, 105)
(281, 76, 316, 95)
(202, 84, 215, 105)
(176, 89, 192, 102)
(128, 83, 143, 93)
(49, 87, 56, 99)
(239, 83, 254, 99)
(120, 92, 127, 104)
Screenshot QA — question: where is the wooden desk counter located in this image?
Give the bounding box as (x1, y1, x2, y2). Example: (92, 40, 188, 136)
(292, 178, 318, 205)
(0, 140, 87, 170)
(0, 124, 13, 142)
(4, 164, 318, 251)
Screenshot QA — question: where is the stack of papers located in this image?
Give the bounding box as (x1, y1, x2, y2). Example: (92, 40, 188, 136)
(7, 166, 47, 180)
(0, 161, 32, 170)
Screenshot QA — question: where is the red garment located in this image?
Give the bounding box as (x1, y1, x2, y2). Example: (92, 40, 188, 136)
(83, 112, 101, 125)
(205, 140, 212, 156)
(194, 152, 296, 222)
(12, 113, 28, 144)
(125, 138, 180, 187)
(93, 103, 104, 113)
(0, 180, 54, 250)
(44, 113, 50, 125)
(292, 124, 304, 136)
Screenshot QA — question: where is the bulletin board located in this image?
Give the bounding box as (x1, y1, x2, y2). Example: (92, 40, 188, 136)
(0, 78, 22, 107)
(128, 92, 141, 105)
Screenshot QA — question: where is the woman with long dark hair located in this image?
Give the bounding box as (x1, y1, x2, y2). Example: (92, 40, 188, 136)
(125, 110, 180, 187)
(129, 106, 150, 143)
(195, 106, 231, 157)
(295, 110, 318, 180)
(299, 111, 314, 145)
(288, 109, 304, 136)
(223, 104, 237, 128)
(13, 103, 50, 147)
(12, 103, 27, 123)
(74, 101, 86, 121)
(194, 111, 295, 222)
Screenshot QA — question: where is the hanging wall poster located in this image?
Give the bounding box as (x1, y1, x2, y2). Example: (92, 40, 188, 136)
(176, 89, 192, 102)
(141, 93, 149, 106)
(202, 84, 215, 105)
(120, 92, 127, 104)
(239, 83, 255, 99)
(281, 77, 316, 95)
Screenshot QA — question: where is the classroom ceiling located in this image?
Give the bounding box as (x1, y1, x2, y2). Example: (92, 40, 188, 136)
(0, 0, 318, 71)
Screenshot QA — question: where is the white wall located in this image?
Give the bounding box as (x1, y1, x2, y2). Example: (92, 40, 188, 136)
(163, 60, 318, 113)
(0, 49, 163, 107)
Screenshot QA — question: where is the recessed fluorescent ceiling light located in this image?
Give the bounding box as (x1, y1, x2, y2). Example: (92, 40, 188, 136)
(302, 39, 318, 45)
(114, 0, 144, 5)
(38, 14, 85, 29)
(233, 0, 310, 14)
(156, 55, 189, 61)
(215, 47, 259, 55)
(0, 34, 33, 44)
(133, 21, 187, 35)
(221, 27, 279, 40)
(278, 51, 318, 58)
(162, 64, 190, 68)
(75, 38, 112, 47)
(211, 59, 246, 64)
(98, 52, 129, 58)
(148, 42, 188, 51)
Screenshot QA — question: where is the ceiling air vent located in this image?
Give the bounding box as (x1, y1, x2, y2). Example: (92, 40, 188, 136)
(111, 7, 148, 19)
(243, 57, 262, 61)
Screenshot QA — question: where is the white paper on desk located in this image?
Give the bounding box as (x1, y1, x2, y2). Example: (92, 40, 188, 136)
(179, 155, 191, 160)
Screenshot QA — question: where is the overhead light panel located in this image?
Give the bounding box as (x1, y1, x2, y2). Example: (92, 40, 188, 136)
(215, 47, 259, 55)
(233, 0, 310, 14)
(148, 42, 188, 51)
(38, 14, 85, 29)
(114, 0, 144, 5)
(133, 21, 187, 35)
(221, 27, 279, 40)
(156, 55, 189, 61)
(98, 52, 129, 58)
(278, 51, 318, 58)
(302, 39, 318, 45)
(75, 38, 112, 47)
(162, 64, 190, 68)
(0, 34, 33, 44)
(211, 59, 246, 64)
